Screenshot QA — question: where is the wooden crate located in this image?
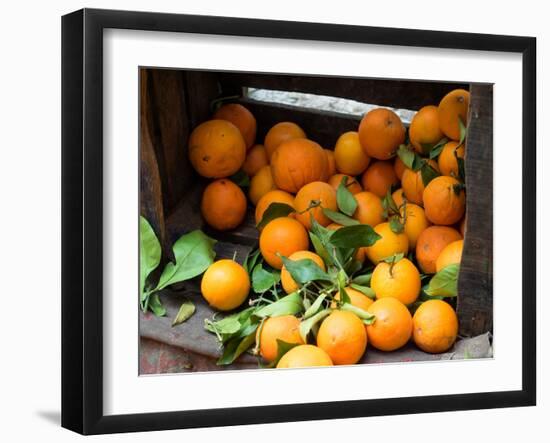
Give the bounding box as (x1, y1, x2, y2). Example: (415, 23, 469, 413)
(140, 68, 493, 345)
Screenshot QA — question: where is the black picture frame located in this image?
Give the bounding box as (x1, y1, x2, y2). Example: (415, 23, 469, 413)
(61, 8, 537, 435)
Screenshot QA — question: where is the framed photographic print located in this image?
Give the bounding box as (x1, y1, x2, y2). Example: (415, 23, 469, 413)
(61, 8, 536, 435)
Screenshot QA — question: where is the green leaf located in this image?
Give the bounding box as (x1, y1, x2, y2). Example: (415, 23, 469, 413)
(382, 252, 405, 264)
(338, 285, 351, 304)
(352, 273, 372, 286)
(389, 216, 404, 234)
(309, 232, 333, 267)
(172, 299, 196, 326)
(204, 308, 255, 342)
(458, 118, 467, 145)
(205, 315, 241, 337)
(303, 292, 329, 319)
(310, 219, 336, 265)
(336, 176, 358, 216)
(340, 303, 376, 324)
(140, 216, 162, 298)
(454, 148, 466, 182)
(429, 137, 449, 159)
(217, 326, 258, 365)
(322, 208, 359, 226)
(148, 293, 166, 317)
(425, 263, 460, 297)
(420, 162, 440, 187)
(244, 249, 261, 274)
(337, 269, 348, 290)
(280, 256, 332, 285)
(330, 225, 381, 249)
(256, 203, 295, 230)
(344, 258, 363, 276)
(397, 144, 415, 169)
(382, 190, 400, 217)
(263, 339, 301, 368)
(349, 283, 376, 299)
(412, 156, 425, 172)
(254, 292, 304, 318)
(252, 264, 280, 293)
(299, 309, 331, 342)
(155, 230, 216, 291)
(230, 169, 250, 187)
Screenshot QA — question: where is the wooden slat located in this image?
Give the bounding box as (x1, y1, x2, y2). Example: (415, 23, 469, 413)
(139, 69, 166, 251)
(183, 71, 220, 129)
(238, 97, 360, 148)
(220, 72, 469, 111)
(457, 84, 493, 337)
(148, 69, 190, 213)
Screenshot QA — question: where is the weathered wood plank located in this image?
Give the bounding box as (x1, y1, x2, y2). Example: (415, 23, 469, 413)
(139, 69, 166, 251)
(148, 69, 190, 213)
(183, 71, 220, 130)
(220, 72, 469, 111)
(457, 83, 493, 337)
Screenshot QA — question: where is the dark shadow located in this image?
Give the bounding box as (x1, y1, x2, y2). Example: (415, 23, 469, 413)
(36, 410, 61, 426)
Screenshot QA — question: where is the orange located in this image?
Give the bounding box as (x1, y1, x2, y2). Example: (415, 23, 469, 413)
(352, 191, 385, 227)
(257, 315, 304, 362)
(401, 159, 440, 206)
(334, 131, 371, 175)
(264, 122, 306, 159)
(400, 203, 431, 248)
(392, 188, 405, 207)
(249, 165, 277, 206)
(423, 176, 465, 225)
(242, 144, 269, 177)
(413, 300, 458, 353)
(276, 344, 333, 368)
(361, 161, 399, 198)
(366, 297, 412, 351)
(438, 89, 470, 141)
(366, 222, 409, 265)
(259, 217, 310, 269)
(394, 157, 407, 180)
(409, 105, 445, 154)
(254, 190, 295, 225)
(438, 141, 465, 177)
(324, 149, 337, 178)
(317, 310, 367, 365)
(188, 119, 246, 178)
(201, 259, 250, 311)
(294, 181, 338, 230)
(371, 257, 421, 305)
(358, 108, 405, 160)
(332, 287, 374, 311)
(281, 251, 326, 294)
(201, 179, 247, 231)
(415, 226, 462, 274)
(213, 103, 257, 149)
(436, 239, 464, 272)
(326, 223, 343, 231)
(328, 174, 363, 195)
(271, 138, 327, 193)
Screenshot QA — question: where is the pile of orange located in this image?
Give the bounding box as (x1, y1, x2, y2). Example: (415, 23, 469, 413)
(190, 89, 469, 368)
